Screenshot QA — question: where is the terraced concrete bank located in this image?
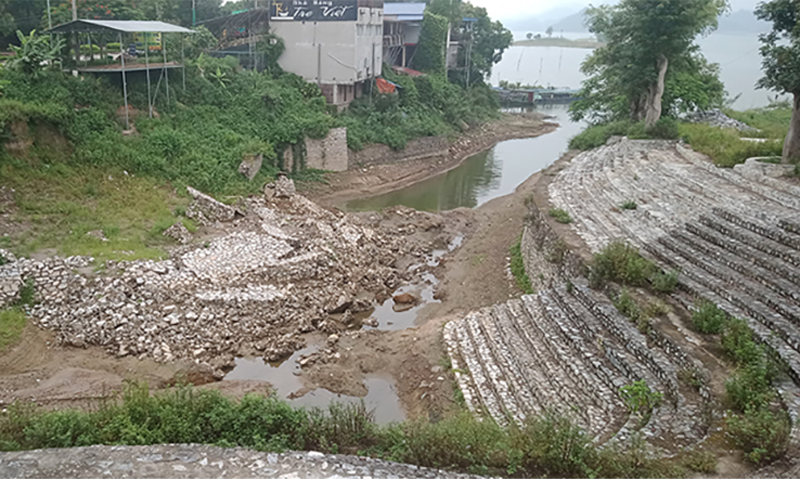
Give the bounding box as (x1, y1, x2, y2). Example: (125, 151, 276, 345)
(0, 444, 477, 478)
(445, 138, 800, 455)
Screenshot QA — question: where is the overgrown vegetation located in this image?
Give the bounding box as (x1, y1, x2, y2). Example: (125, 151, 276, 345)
(619, 200, 637, 210)
(590, 241, 678, 294)
(678, 122, 783, 167)
(691, 300, 727, 334)
(0, 382, 684, 478)
(0, 309, 26, 352)
(548, 207, 573, 224)
(568, 117, 681, 150)
(509, 237, 533, 295)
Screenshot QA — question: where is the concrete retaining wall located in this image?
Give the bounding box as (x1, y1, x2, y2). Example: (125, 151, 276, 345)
(347, 136, 450, 169)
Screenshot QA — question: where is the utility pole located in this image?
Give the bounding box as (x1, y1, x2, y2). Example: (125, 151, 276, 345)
(46, 0, 53, 29)
(72, 0, 78, 65)
(192, 0, 197, 26)
(71, 0, 77, 20)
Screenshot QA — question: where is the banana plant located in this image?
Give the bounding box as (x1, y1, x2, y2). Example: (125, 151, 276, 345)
(8, 30, 66, 78)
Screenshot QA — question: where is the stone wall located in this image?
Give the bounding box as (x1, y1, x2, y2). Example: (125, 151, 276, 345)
(347, 136, 450, 169)
(282, 127, 349, 173)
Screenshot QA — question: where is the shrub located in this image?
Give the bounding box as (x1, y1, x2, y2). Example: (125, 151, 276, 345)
(643, 299, 670, 318)
(590, 241, 656, 288)
(721, 317, 764, 366)
(726, 406, 791, 465)
(619, 200, 637, 210)
(646, 117, 679, 139)
(568, 120, 630, 150)
(510, 237, 533, 294)
(651, 269, 679, 293)
(511, 411, 597, 478)
(682, 449, 717, 473)
(613, 288, 642, 321)
(678, 123, 783, 168)
(620, 380, 664, 416)
(725, 364, 774, 411)
(691, 300, 727, 334)
(548, 207, 573, 224)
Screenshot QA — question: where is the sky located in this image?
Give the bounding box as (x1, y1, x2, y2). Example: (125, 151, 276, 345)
(468, 0, 764, 24)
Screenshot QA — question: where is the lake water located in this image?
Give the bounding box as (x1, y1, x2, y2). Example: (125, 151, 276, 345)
(496, 32, 782, 110)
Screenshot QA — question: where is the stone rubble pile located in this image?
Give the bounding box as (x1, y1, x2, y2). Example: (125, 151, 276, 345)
(548, 138, 800, 440)
(684, 108, 759, 132)
(0, 185, 430, 377)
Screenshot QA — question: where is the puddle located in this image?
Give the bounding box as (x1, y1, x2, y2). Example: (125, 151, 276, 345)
(224, 346, 405, 424)
(359, 234, 463, 331)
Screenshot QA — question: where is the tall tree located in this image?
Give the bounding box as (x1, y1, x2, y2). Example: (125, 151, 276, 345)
(1, 0, 47, 46)
(414, 11, 448, 75)
(458, 3, 512, 81)
(572, 0, 727, 128)
(756, 0, 800, 162)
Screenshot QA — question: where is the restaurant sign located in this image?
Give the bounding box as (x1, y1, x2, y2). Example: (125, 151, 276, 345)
(271, 0, 358, 21)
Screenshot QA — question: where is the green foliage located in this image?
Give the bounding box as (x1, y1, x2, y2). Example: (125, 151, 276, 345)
(457, 3, 513, 81)
(721, 317, 766, 367)
(619, 200, 637, 210)
(509, 237, 533, 295)
(726, 104, 792, 139)
(414, 11, 448, 74)
(7, 30, 64, 78)
(613, 288, 643, 322)
(726, 406, 791, 465)
(510, 412, 598, 478)
(590, 240, 656, 288)
(568, 120, 630, 150)
(651, 269, 679, 293)
(15, 278, 34, 306)
(646, 116, 680, 139)
(691, 300, 727, 334)
(756, 0, 800, 96)
(681, 449, 717, 473)
(725, 364, 775, 412)
(571, 0, 726, 124)
(619, 380, 664, 416)
(548, 207, 573, 224)
(341, 70, 499, 151)
(0, 308, 26, 352)
(678, 122, 784, 167)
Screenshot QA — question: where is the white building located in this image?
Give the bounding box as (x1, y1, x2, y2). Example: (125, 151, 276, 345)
(382, 2, 424, 69)
(270, 0, 384, 107)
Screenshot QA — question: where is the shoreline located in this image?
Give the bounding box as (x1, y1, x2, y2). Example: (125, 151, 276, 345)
(304, 114, 559, 207)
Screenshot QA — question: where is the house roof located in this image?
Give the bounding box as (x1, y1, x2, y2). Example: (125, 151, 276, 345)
(47, 20, 194, 34)
(384, 3, 426, 19)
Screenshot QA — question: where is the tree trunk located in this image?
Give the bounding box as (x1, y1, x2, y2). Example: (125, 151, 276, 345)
(783, 92, 800, 163)
(630, 95, 646, 122)
(644, 54, 669, 129)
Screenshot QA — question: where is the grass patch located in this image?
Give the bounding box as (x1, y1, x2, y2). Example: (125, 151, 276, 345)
(0, 309, 26, 352)
(590, 241, 656, 288)
(1, 160, 189, 261)
(725, 104, 792, 140)
(548, 207, 573, 224)
(681, 449, 717, 473)
(651, 269, 679, 294)
(0, 383, 681, 478)
(569, 120, 630, 150)
(509, 237, 534, 295)
(678, 123, 783, 168)
(619, 200, 637, 210)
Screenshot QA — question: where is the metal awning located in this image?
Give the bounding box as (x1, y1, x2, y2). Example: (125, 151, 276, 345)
(47, 20, 194, 34)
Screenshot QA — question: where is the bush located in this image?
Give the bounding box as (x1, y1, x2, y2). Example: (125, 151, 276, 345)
(613, 288, 642, 321)
(721, 317, 764, 366)
(651, 269, 679, 293)
(691, 300, 727, 334)
(548, 207, 573, 224)
(682, 449, 717, 473)
(646, 117, 679, 139)
(619, 200, 637, 210)
(590, 241, 656, 288)
(725, 364, 774, 411)
(726, 406, 791, 465)
(568, 120, 630, 150)
(510, 237, 533, 295)
(511, 411, 597, 478)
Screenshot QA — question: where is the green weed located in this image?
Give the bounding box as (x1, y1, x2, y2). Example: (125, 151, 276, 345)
(509, 237, 533, 295)
(0, 309, 26, 352)
(691, 300, 727, 334)
(590, 241, 656, 288)
(548, 207, 573, 224)
(619, 200, 638, 210)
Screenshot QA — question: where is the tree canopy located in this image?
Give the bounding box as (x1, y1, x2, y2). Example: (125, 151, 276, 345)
(570, 0, 727, 126)
(756, 0, 800, 161)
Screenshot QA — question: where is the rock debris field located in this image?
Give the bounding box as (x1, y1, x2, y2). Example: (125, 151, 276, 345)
(447, 138, 800, 453)
(0, 444, 478, 479)
(0, 181, 443, 378)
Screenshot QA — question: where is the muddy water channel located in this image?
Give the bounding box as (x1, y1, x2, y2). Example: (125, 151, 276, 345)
(225, 105, 580, 422)
(345, 105, 583, 212)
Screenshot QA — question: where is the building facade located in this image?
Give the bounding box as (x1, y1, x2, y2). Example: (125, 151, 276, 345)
(382, 2, 424, 69)
(270, 0, 384, 106)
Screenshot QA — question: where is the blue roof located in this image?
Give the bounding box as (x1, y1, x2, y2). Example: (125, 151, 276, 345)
(384, 3, 426, 16)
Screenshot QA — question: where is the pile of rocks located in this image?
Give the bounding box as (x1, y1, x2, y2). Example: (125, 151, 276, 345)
(684, 108, 759, 132)
(0, 184, 432, 377)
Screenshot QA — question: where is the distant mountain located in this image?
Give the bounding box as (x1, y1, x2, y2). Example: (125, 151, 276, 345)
(550, 8, 589, 34)
(716, 9, 771, 34)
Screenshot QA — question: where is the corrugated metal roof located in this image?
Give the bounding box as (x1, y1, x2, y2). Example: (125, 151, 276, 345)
(47, 20, 194, 34)
(395, 14, 423, 21)
(384, 3, 426, 16)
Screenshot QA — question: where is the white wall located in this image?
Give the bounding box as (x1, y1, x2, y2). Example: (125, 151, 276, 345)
(272, 7, 383, 86)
